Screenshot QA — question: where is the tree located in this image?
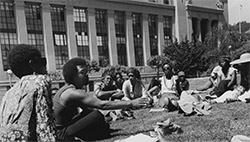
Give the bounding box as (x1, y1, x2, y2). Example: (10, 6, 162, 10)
(88, 60, 100, 73)
(162, 39, 207, 77)
(48, 59, 101, 81)
(147, 55, 170, 80)
(229, 21, 250, 33)
(202, 27, 250, 73)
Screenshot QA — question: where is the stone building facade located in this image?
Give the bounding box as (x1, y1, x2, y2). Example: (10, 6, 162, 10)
(0, 0, 228, 81)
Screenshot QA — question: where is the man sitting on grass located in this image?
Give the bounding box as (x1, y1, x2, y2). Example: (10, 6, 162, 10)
(53, 57, 150, 141)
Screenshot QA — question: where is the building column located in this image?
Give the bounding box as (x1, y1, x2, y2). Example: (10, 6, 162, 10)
(171, 15, 176, 42)
(107, 10, 118, 66)
(197, 18, 201, 41)
(142, 13, 150, 66)
(65, 5, 77, 59)
(0, 44, 5, 79)
(42, 3, 56, 71)
(186, 16, 193, 41)
(87, 8, 98, 61)
(15, 0, 28, 44)
(126, 12, 135, 67)
(158, 15, 164, 55)
(207, 18, 212, 33)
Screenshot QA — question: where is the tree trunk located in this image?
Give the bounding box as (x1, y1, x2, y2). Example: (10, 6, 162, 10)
(157, 67, 160, 80)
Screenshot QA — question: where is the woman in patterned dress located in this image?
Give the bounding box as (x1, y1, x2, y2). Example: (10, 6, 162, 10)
(0, 44, 57, 141)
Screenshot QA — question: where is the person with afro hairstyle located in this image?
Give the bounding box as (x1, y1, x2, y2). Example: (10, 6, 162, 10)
(122, 67, 151, 101)
(149, 63, 180, 111)
(53, 57, 150, 141)
(209, 56, 237, 98)
(115, 72, 125, 90)
(94, 69, 124, 100)
(0, 44, 57, 141)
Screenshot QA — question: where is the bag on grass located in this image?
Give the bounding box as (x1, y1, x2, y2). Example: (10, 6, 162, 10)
(178, 91, 211, 116)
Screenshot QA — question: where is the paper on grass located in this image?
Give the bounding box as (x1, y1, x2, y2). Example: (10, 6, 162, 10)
(114, 133, 158, 142)
(149, 108, 165, 112)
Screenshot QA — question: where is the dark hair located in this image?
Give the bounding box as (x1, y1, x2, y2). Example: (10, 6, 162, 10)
(127, 67, 141, 80)
(162, 63, 172, 72)
(115, 72, 123, 80)
(101, 68, 115, 80)
(8, 44, 41, 78)
(63, 57, 88, 84)
(219, 56, 231, 65)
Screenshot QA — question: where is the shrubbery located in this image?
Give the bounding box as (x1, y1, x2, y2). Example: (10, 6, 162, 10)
(162, 39, 207, 78)
(148, 27, 250, 78)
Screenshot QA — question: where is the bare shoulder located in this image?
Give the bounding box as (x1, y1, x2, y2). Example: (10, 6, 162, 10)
(62, 88, 88, 101)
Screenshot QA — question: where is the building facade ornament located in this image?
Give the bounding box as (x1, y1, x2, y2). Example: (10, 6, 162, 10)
(185, 0, 192, 6)
(216, 0, 224, 10)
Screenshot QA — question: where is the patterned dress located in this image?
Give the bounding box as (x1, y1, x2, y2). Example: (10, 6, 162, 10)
(0, 75, 57, 142)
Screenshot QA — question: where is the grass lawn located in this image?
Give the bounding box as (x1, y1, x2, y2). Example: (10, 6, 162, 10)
(96, 77, 250, 142)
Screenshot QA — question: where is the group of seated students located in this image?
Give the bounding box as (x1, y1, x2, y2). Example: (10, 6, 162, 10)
(3, 44, 244, 141)
(0, 44, 191, 141)
(0, 44, 150, 141)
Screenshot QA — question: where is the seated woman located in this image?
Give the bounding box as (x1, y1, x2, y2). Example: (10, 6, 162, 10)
(122, 67, 151, 101)
(211, 85, 245, 103)
(212, 56, 237, 97)
(94, 69, 124, 101)
(196, 65, 221, 91)
(53, 58, 150, 141)
(157, 63, 180, 111)
(0, 44, 56, 141)
(115, 72, 124, 90)
(94, 69, 125, 121)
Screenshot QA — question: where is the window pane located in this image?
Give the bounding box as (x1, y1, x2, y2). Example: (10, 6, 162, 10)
(51, 5, 68, 69)
(74, 7, 90, 59)
(95, 9, 109, 67)
(0, 1, 17, 70)
(149, 14, 158, 56)
(25, 3, 45, 56)
(132, 13, 144, 66)
(114, 11, 127, 66)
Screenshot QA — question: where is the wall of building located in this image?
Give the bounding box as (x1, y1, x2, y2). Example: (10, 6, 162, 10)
(191, 0, 219, 9)
(174, 0, 188, 41)
(0, 0, 229, 82)
(0, 0, 175, 81)
(174, 0, 228, 41)
(192, 0, 229, 24)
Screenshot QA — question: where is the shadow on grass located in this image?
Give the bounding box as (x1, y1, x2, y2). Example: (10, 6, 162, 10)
(111, 128, 155, 137)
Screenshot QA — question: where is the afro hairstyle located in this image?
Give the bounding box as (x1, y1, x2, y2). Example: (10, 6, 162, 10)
(115, 72, 123, 80)
(101, 68, 115, 81)
(162, 62, 173, 72)
(127, 67, 141, 80)
(8, 44, 42, 78)
(63, 57, 88, 84)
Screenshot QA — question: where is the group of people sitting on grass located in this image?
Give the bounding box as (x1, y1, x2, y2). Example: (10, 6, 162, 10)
(0, 44, 250, 142)
(197, 54, 250, 104)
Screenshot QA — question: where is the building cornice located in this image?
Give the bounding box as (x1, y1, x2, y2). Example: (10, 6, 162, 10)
(186, 5, 224, 14)
(22, 0, 175, 10)
(104, 0, 175, 10)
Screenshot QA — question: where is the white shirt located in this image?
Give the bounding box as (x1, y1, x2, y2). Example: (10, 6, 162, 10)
(122, 79, 147, 100)
(159, 75, 177, 94)
(217, 67, 237, 80)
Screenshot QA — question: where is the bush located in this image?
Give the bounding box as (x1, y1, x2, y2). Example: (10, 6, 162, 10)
(163, 39, 207, 78)
(202, 28, 250, 70)
(147, 55, 171, 79)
